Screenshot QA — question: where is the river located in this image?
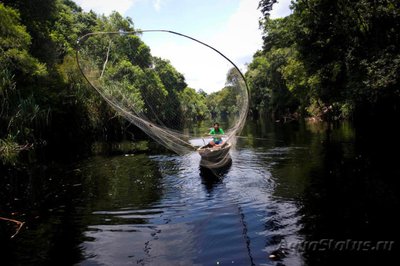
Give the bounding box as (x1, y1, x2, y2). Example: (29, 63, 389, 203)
(1, 120, 399, 265)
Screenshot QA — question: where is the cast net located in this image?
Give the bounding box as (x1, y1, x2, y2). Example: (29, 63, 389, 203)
(76, 30, 249, 168)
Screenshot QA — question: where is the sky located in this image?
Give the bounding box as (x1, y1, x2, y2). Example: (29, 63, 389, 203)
(73, 0, 292, 92)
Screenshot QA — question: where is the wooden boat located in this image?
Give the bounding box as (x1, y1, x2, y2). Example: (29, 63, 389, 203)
(197, 143, 232, 168)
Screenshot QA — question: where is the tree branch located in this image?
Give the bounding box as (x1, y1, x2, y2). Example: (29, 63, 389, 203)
(0, 216, 25, 239)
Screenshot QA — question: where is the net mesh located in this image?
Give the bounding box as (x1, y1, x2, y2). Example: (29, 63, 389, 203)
(76, 30, 249, 169)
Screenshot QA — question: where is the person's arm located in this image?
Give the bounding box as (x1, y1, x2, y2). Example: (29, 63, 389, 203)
(220, 128, 225, 134)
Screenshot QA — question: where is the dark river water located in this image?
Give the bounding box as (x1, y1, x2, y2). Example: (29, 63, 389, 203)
(1, 120, 399, 265)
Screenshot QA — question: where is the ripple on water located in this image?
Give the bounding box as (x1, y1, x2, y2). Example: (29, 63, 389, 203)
(79, 146, 304, 265)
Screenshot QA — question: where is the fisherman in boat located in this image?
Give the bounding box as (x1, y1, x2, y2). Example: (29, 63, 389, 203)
(209, 123, 225, 147)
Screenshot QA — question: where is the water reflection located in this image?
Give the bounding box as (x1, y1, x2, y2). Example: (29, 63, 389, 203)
(76, 143, 299, 265)
(2, 120, 399, 265)
(199, 159, 232, 193)
(297, 122, 400, 266)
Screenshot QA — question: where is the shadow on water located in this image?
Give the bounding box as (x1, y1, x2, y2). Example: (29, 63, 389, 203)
(0, 149, 165, 266)
(199, 157, 232, 192)
(1, 120, 399, 265)
(296, 122, 400, 266)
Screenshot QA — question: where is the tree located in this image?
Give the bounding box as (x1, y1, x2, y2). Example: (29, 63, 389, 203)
(0, 3, 46, 77)
(251, 0, 400, 121)
(1, 3, 48, 146)
(2, 0, 60, 64)
(179, 87, 209, 121)
(247, 16, 301, 119)
(292, 0, 400, 119)
(258, 0, 278, 17)
(153, 57, 187, 126)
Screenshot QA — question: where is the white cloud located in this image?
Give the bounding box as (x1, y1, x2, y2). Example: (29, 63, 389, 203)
(73, 0, 290, 93)
(198, 0, 292, 91)
(185, 0, 263, 92)
(143, 0, 264, 93)
(209, 0, 263, 62)
(73, 0, 136, 15)
(143, 33, 230, 92)
(74, 0, 166, 15)
(153, 0, 163, 12)
(270, 0, 292, 19)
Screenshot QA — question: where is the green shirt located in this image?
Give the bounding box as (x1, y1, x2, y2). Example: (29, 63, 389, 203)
(209, 128, 224, 142)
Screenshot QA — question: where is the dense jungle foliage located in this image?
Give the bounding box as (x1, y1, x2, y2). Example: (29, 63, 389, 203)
(1, 0, 399, 163)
